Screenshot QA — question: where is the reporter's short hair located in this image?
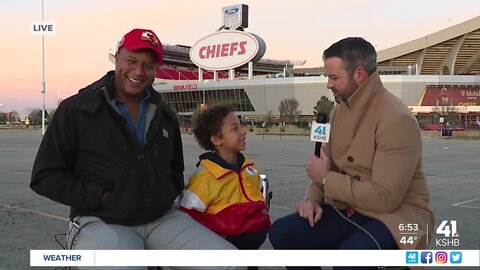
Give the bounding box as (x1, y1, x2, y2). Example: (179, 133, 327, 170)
(323, 37, 377, 76)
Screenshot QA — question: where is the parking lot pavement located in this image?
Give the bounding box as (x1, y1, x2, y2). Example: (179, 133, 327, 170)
(0, 130, 478, 269)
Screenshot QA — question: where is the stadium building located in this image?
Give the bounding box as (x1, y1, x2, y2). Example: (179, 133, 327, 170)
(111, 13, 480, 130)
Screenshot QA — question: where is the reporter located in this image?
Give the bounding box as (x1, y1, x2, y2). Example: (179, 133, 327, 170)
(269, 37, 434, 270)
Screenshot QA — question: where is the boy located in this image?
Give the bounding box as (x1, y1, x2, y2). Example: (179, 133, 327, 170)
(180, 104, 271, 253)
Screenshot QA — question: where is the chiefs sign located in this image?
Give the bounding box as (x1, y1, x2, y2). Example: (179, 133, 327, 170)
(190, 31, 266, 71)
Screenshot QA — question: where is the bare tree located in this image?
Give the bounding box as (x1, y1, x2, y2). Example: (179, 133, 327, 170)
(279, 98, 301, 123)
(10, 111, 20, 122)
(47, 109, 56, 123)
(28, 109, 49, 126)
(265, 110, 273, 125)
(0, 112, 7, 123)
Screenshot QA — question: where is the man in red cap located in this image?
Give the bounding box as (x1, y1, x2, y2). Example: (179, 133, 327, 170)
(31, 28, 243, 270)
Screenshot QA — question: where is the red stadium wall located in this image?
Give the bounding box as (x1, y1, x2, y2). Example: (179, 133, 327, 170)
(420, 86, 480, 106)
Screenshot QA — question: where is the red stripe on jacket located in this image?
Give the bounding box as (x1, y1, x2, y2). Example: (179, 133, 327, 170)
(180, 200, 271, 237)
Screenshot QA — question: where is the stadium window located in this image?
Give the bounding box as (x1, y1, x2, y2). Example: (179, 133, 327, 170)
(189, 92, 194, 103)
(229, 89, 235, 102)
(215, 90, 221, 103)
(187, 102, 194, 112)
(177, 92, 183, 104)
(208, 90, 212, 103)
(226, 90, 231, 102)
(224, 89, 229, 102)
(219, 90, 225, 102)
(195, 91, 201, 103)
(235, 89, 241, 103)
(207, 90, 213, 103)
(227, 89, 233, 102)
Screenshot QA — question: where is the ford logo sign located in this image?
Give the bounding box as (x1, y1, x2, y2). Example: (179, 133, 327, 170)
(225, 7, 238, 14)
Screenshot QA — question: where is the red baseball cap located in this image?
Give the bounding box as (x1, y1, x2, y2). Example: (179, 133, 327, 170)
(118, 28, 163, 65)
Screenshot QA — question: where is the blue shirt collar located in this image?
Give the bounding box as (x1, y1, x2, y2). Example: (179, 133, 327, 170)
(114, 89, 151, 149)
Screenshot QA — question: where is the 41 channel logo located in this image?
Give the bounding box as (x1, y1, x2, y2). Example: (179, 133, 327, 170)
(406, 251, 418, 264)
(435, 220, 460, 247)
(310, 122, 330, 143)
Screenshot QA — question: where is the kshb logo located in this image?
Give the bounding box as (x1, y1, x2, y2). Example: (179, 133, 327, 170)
(310, 122, 330, 143)
(435, 220, 460, 247)
(31, 22, 56, 35)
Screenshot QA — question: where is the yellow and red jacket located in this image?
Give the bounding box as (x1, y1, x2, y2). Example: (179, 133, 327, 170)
(179, 152, 271, 237)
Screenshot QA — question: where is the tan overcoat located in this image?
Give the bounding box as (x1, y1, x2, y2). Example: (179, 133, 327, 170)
(306, 71, 434, 249)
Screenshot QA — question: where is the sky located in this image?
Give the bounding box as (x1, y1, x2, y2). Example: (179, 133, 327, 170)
(1, 0, 480, 113)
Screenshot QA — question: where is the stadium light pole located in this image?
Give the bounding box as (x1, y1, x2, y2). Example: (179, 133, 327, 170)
(55, 90, 60, 109)
(40, 0, 46, 135)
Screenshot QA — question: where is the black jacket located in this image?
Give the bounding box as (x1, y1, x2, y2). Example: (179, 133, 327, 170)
(30, 71, 185, 226)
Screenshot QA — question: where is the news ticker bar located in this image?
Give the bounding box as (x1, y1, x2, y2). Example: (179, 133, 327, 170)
(31, 250, 480, 267)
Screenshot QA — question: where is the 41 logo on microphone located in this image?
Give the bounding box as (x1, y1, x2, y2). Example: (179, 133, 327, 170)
(310, 122, 331, 143)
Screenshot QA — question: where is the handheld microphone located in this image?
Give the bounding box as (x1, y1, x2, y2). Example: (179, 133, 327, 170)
(314, 112, 327, 157)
